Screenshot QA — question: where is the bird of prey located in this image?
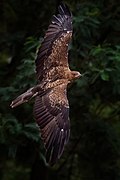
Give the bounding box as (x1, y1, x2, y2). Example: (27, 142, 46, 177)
(10, 3, 81, 165)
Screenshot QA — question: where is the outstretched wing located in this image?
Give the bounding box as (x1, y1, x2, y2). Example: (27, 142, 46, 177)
(35, 3, 72, 82)
(34, 83, 70, 165)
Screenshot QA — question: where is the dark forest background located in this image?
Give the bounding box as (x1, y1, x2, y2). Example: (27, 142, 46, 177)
(0, 0, 120, 179)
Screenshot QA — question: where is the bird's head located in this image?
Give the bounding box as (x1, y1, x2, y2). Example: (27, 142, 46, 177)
(71, 71, 81, 80)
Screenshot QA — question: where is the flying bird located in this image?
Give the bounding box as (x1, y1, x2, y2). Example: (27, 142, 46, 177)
(10, 3, 81, 165)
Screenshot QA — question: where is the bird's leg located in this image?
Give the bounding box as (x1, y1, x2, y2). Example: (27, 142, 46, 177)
(10, 85, 41, 108)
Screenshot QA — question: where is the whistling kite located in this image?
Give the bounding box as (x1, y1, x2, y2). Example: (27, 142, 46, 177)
(10, 3, 81, 165)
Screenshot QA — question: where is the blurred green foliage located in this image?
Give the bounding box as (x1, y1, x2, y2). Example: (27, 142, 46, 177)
(0, 0, 120, 179)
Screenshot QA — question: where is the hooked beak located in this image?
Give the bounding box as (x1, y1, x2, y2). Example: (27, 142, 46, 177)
(76, 72, 82, 79)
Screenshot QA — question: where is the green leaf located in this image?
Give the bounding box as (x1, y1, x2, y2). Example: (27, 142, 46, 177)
(100, 71, 109, 81)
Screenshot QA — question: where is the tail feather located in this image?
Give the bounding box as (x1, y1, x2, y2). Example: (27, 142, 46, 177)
(10, 86, 40, 108)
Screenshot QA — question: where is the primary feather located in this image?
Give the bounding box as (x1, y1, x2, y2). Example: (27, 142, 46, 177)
(10, 3, 81, 165)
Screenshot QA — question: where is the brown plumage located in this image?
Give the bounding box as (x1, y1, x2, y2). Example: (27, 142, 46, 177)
(10, 3, 81, 165)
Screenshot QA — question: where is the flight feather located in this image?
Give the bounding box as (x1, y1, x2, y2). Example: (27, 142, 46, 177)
(10, 3, 81, 166)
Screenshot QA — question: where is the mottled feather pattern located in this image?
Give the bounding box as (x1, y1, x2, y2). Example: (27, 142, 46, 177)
(10, 3, 81, 165)
(35, 3, 72, 81)
(34, 85, 70, 165)
(38, 33, 72, 83)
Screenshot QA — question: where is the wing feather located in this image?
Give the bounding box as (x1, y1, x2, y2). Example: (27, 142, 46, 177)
(10, 3, 73, 166)
(33, 84, 70, 165)
(35, 3, 72, 81)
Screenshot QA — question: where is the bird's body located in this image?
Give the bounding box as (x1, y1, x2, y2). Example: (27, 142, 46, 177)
(10, 3, 81, 165)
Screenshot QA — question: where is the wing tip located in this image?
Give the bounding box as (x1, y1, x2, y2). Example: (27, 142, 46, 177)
(58, 2, 72, 17)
